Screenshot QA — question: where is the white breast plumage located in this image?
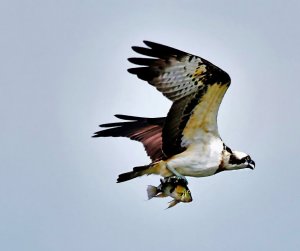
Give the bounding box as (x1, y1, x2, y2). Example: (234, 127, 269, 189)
(167, 134, 224, 177)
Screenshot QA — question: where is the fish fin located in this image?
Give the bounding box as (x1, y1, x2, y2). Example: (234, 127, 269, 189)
(156, 193, 168, 198)
(166, 200, 179, 209)
(147, 185, 158, 199)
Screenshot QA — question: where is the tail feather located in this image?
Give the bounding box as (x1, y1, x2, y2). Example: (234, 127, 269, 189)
(117, 165, 150, 183)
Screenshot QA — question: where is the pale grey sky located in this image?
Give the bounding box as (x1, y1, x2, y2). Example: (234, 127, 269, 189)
(1, 0, 299, 250)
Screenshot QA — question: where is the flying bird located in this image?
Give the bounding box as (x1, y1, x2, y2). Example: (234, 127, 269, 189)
(93, 41, 255, 183)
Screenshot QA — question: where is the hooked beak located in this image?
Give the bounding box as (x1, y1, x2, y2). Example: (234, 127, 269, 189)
(247, 160, 255, 170)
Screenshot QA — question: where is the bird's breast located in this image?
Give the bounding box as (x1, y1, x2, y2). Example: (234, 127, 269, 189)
(166, 137, 223, 177)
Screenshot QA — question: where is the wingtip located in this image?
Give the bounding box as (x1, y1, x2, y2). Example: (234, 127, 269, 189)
(131, 46, 141, 53)
(127, 68, 137, 74)
(114, 114, 138, 120)
(143, 40, 158, 48)
(91, 133, 100, 138)
(143, 40, 152, 46)
(131, 40, 153, 48)
(127, 57, 134, 63)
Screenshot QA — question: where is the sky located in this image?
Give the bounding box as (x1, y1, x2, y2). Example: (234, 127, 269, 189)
(1, 0, 300, 250)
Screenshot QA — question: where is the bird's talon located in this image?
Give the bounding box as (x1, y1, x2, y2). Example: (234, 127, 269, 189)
(172, 175, 188, 185)
(165, 164, 188, 184)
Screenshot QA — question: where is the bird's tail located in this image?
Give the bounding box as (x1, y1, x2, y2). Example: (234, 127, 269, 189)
(117, 161, 167, 183)
(117, 165, 151, 183)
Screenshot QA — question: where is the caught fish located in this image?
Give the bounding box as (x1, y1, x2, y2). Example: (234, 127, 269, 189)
(147, 177, 193, 208)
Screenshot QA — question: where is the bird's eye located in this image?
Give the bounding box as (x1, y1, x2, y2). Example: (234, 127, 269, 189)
(243, 156, 250, 162)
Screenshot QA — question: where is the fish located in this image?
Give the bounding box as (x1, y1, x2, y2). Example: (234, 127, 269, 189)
(147, 177, 193, 208)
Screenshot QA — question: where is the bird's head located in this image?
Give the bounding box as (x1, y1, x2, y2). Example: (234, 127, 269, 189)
(224, 150, 255, 171)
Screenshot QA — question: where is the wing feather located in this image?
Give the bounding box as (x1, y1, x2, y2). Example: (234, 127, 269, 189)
(128, 41, 231, 158)
(93, 115, 166, 161)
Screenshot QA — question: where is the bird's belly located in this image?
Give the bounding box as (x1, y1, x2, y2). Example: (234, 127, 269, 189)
(177, 165, 218, 177)
(166, 146, 222, 177)
(170, 158, 219, 177)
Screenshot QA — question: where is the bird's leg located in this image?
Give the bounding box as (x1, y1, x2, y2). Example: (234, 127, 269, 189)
(166, 164, 188, 184)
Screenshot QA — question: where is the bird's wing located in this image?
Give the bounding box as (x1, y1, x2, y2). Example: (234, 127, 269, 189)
(93, 115, 165, 161)
(128, 41, 231, 158)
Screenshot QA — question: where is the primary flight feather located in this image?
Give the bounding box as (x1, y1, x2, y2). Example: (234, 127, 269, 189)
(93, 41, 255, 183)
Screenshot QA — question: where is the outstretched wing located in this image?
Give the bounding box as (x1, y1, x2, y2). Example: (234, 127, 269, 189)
(93, 115, 166, 161)
(128, 41, 231, 158)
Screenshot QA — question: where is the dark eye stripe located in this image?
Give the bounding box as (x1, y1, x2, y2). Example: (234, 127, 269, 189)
(229, 155, 251, 165)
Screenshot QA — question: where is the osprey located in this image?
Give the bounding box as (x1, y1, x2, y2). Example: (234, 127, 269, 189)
(93, 41, 255, 183)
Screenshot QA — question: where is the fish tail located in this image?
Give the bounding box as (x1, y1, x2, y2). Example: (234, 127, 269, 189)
(147, 185, 158, 199)
(117, 165, 151, 183)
